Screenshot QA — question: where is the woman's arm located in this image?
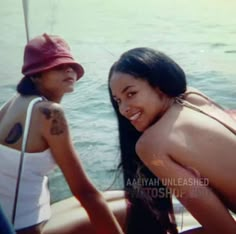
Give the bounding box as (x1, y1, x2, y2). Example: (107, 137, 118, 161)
(136, 136, 236, 234)
(40, 103, 123, 234)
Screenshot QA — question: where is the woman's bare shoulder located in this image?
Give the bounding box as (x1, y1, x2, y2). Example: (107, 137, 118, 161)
(136, 123, 168, 159)
(184, 87, 212, 106)
(33, 101, 69, 138)
(36, 99, 62, 109)
(0, 95, 18, 116)
(35, 101, 65, 119)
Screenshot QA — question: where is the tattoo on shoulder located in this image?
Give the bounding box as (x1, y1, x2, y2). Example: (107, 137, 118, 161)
(5, 123, 23, 144)
(40, 107, 66, 135)
(51, 110, 66, 135)
(40, 107, 52, 119)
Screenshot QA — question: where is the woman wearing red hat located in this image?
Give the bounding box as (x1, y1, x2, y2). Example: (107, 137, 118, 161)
(0, 34, 124, 234)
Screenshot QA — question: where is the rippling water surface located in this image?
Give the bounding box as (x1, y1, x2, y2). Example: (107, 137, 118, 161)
(0, 0, 236, 203)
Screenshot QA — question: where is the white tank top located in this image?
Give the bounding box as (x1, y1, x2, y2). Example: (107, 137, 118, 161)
(0, 97, 56, 230)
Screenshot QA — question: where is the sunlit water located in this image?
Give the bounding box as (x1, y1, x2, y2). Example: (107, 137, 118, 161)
(1, 0, 236, 209)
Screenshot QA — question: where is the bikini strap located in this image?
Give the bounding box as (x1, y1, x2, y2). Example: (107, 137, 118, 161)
(181, 91, 225, 110)
(175, 95, 236, 136)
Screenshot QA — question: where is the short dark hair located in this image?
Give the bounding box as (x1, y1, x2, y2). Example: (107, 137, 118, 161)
(16, 75, 41, 96)
(108, 47, 186, 97)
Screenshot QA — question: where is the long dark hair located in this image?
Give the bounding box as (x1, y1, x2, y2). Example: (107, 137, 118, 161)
(108, 48, 187, 234)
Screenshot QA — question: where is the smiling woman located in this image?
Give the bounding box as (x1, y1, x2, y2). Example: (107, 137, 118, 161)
(0, 33, 123, 234)
(108, 47, 236, 234)
(110, 72, 177, 132)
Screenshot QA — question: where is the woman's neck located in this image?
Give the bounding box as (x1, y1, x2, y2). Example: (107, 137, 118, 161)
(42, 94, 63, 103)
(160, 97, 175, 116)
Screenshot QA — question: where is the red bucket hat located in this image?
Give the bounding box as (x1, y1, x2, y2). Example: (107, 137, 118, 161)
(22, 33, 84, 80)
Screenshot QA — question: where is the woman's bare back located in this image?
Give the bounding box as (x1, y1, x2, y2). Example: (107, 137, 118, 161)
(142, 89, 236, 213)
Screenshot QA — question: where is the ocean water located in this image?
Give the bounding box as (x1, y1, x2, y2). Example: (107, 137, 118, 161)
(0, 0, 236, 205)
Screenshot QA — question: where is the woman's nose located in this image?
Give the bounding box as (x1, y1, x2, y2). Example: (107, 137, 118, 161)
(119, 102, 130, 116)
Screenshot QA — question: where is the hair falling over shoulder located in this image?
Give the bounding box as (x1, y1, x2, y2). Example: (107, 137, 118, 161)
(108, 47, 186, 233)
(114, 111, 178, 234)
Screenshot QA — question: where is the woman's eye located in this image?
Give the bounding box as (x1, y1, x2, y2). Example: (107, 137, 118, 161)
(127, 92, 136, 98)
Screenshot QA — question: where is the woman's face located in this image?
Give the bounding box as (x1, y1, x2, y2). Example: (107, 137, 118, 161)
(37, 64, 77, 100)
(110, 72, 167, 132)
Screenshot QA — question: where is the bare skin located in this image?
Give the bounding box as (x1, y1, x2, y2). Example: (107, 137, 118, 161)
(0, 65, 123, 234)
(136, 92, 236, 233)
(110, 72, 236, 234)
(44, 190, 128, 234)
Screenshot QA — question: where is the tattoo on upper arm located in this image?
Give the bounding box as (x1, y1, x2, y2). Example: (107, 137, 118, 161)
(51, 110, 66, 135)
(5, 123, 23, 144)
(40, 107, 66, 135)
(40, 107, 52, 119)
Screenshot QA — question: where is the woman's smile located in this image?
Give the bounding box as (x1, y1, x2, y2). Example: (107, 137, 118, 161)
(129, 111, 142, 121)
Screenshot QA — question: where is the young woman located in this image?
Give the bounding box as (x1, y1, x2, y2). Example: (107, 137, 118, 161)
(0, 33, 124, 234)
(108, 47, 236, 234)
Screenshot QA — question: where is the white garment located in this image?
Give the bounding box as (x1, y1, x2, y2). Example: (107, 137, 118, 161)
(0, 144, 56, 230)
